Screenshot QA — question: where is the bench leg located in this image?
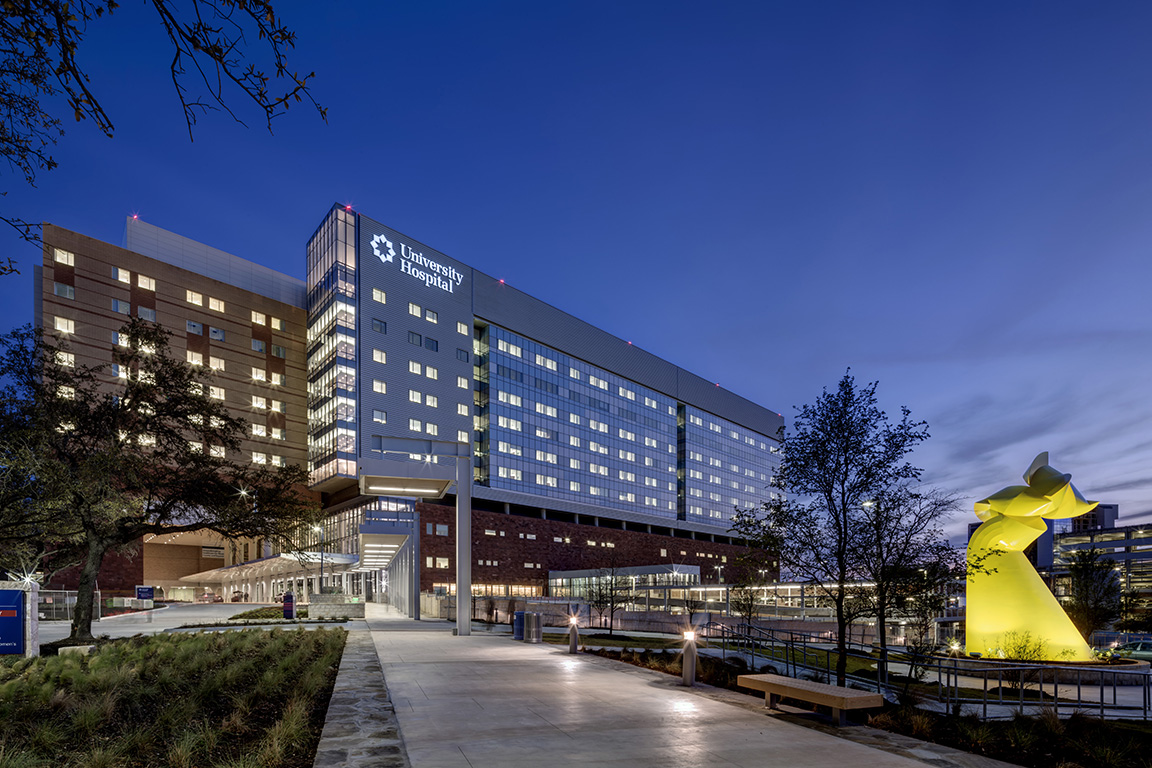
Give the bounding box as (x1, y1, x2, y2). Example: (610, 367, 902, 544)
(834, 708, 846, 727)
(767, 692, 780, 710)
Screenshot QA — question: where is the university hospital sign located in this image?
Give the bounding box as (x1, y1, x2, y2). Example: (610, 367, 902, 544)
(372, 233, 464, 294)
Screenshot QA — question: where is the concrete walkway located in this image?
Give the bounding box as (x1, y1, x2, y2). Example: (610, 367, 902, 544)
(366, 606, 950, 768)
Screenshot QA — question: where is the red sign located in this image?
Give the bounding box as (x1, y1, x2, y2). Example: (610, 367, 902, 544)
(0, 611, 15, 618)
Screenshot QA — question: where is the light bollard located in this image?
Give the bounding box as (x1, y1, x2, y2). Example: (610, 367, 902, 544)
(681, 631, 697, 686)
(568, 615, 579, 654)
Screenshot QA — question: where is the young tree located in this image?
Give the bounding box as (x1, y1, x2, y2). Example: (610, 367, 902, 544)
(0, 0, 325, 260)
(585, 564, 629, 636)
(0, 321, 318, 640)
(731, 370, 930, 685)
(1064, 547, 1122, 641)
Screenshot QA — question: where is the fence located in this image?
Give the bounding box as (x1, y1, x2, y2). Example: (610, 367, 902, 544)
(697, 621, 1152, 721)
(37, 590, 101, 622)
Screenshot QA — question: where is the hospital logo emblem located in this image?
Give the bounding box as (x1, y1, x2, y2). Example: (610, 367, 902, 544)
(371, 234, 395, 263)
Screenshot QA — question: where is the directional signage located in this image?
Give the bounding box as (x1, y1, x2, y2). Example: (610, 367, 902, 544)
(136, 586, 154, 601)
(0, 590, 24, 656)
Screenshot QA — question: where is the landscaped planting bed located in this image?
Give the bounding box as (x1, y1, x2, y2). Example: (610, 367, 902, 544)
(0, 628, 346, 768)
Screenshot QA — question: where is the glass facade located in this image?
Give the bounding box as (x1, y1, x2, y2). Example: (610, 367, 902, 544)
(306, 207, 358, 485)
(476, 324, 778, 525)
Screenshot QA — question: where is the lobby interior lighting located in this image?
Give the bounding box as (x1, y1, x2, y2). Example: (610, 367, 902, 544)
(359, 474, 452, 499)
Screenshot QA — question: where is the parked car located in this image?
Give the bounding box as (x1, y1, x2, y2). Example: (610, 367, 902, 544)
(1107, 641, 1152, 661)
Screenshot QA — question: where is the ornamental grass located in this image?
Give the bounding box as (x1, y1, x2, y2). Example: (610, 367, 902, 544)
(0, 628, 345, 768)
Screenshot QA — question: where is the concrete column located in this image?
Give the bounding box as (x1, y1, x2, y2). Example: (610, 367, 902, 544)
(412, 509, 421, 620)
(456, 454, 472, 635)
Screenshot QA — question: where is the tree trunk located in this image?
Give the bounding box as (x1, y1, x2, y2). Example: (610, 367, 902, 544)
(876, 604, 888, 689)
(70, 536, 108, 641)
(835, 597, 848, 686)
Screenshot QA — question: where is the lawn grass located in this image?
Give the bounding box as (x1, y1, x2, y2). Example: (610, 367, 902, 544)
(542, 632, 683, 650)
(0, 628, 346, 768)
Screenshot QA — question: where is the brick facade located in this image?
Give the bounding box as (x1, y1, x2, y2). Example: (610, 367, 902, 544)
(415, 501, 770, 593)
(48, 543, 145, 595)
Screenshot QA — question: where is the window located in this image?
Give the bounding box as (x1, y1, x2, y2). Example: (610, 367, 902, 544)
(498, 391, 522, 407)
(251, 311, 266, 325)
(426, 423, 438, 436)
(457, 404, 469, 416)
(252, 367, 266, 380)
(186, 290, 202, 305)
(589, 375, 608, 390)
(457, 430, 469, 442)
(252, 452, 267, 464)
(271, 455, 285, 467)
(271, 316, 284, 330)
(54, 248, 74, 266)
(209, 297, 225, 312)
(373, 410, 387, 424)
(569, 436, 580, 447)
(57, 385, 74, 400)
(251, 339, 266, 353)
(210, 357, 225, 371)
(457, 376, 469, 389)
(569, 458, 581, 469)
(408, 418, 422, 432)
(113, 267, 130, 283)
(113, 363, 127, 379)
(535, 354, 557, 371)
(497, 339, 521, 357)
(497, 416, 521, 431)
(619, 386, 635, 400)
(54, 316, 74, 334)
(409, 302, 421, 317)
(535, 403, 557, 418)
(409, 331, 422, 346)
(619, 470, 636, 482)
(498, 441, 522, 456)
(271, 372, 285, 385)
(569, 367, 580, 379)
(590, 463, 608, 476)
(409, 360, 422, 375)
(209, 386, 225, 400)
(497, 467, 522, 481)
(138, 275, 155, 290)
(372, 319, 386, 333)
(373, 349, 387, 364)
(271, 344, 286, 359)
(619, 450, 635, 461)
(272, 427, 285, 440)
(209, 327, 225, 341)
(138, 307, 156, 321)
(425, 309, 437, 323)
(409, 390, 422, 404)
(426, 395, 438, 408)
(53, 282, 74, 299)
(645, 397, 657, 408)
(535, 450, 557, 464)
(56, 351, 75, 367)
(425, 366, 438, 380)
(456, 348, 469, 362)
(251, 395, 267, 408)
(187, 351, 203, 366)
(589, 441, 607, 454)
(373, 379, 387, 394)
(424, 337, 438, 352)
(252, 424, 267, 437)
(187, 320, 203, 335)
(589, 420, 608, 433)
(112, 299, 130, 314)
(457, 321, 468, 335)
(619, 429, 635, 441)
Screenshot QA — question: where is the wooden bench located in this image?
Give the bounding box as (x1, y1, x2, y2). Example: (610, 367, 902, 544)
(737, 673, 883, 726)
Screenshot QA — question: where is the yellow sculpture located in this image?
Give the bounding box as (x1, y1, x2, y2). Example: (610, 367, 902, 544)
(966, 452, 1096, 661)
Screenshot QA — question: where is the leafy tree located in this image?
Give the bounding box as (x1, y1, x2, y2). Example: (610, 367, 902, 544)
(731, 370, 930, 685)
(1064, 547, 1122, 641)
(728, 582, 760, 628)
(0, 0, 325, 268)
(0, 320, 318, 640)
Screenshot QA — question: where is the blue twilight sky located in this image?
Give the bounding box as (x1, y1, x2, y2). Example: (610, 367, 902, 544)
(2, 2, 1150, 539)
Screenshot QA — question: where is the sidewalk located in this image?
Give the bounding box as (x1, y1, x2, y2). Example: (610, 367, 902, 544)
(365, 605, 958, 768)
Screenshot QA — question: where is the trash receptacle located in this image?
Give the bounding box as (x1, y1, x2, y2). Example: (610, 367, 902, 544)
(526, 612, 543, 644)
(513, 610, 525, 641)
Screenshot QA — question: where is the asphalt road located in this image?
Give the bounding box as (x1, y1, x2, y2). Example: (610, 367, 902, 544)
(37, 602, 272, 642)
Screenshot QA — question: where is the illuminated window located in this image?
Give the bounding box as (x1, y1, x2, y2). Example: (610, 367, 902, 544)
(252, 452, 267, 464)
(497, 416, 521, 431)
(54, 316, 74, 334)
(535, 403, 557, 418)
(373, 379, 386, 394)
(569, 367, 580, 379)
(271, 455, 284, 467)
(409, 360, 422, 375)
(209, 297, 225, 312)
(271, 372, 285, 385)
(535, 450, 557, 464)
(56, 351, 75, 367)
(425, 366, 438, 380)
(373, 410, 387, 424)
(426, 395, 438, 408)
(457, 321, 468, 335)
(252, 424, 267, 437)
(408, 302, 421, 317)
(498, 391, 522, 407)
(57, 385, 75, 399)
(619, 386, 635, 400)
(54, 248, 74, 266)
(408, 419, 421, 433)
(425, 309, 437, 323)
(186, 290, 202, 305)
(426, 423, 438, 436)
(113, 267, 130, 283)
(535, 354, 557, 371)
(138, 275, 155, 291)
(457, 376, 469, 389)
(251, 311, 266, 325)
(187, 351, 203, 366)
(457, 404, 469, 416)
(409, 390, 422, 404)
(209, 386, 225, 400)
(210, 445, 225, 458)
(373, 349, 387, 364)
(252, 367, 266, 381)
(252, 395, 267, 408)
(457, 430, 468, 442)
(272, 317, 284, 330)
(497, 339, 521, 357)
(589, 375, 608, 390)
